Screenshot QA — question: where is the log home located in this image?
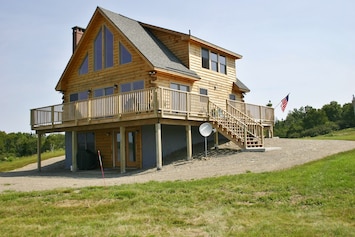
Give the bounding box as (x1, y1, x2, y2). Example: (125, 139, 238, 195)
(30, 7, 274, 172)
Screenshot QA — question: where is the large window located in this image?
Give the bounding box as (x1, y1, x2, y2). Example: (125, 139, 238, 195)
(94, 26, 114, 71)
(94, 30, 103, 71)
(79, 54, 88, 75)
(105, 26, 114, 68)
(120, 43, 132, 64)
(201, 48, 227, 74)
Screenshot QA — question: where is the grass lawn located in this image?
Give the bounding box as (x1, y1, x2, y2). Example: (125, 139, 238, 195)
(0, 130, 354, 236)
(309, 127, 355, 141)
(0, 149, 65, 172)
(1, 152, 355, 236)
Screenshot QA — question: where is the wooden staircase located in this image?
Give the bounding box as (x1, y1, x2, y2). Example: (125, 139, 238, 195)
(208, 101, 265, 151)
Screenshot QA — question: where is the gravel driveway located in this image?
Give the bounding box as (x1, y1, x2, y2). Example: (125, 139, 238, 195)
(1, 138, 355, 193)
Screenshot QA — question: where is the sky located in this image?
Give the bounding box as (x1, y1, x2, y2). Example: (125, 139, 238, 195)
(1, 0, 354, 133)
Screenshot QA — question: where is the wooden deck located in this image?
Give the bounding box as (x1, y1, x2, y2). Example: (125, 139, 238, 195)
(30, 87, 274, 133)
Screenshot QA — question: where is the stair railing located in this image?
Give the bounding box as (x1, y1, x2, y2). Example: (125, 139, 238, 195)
(226, 101, 264, 141)
(208, 101, 247, 143)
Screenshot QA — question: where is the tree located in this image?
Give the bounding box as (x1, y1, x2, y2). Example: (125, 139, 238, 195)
(42, 134, 65, 152)
(340, 103, 355, 128)
(303, 106, 328, 129)
(322, 101, 342, 122)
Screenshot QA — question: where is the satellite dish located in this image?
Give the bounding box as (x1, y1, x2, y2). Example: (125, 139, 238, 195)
(199, 122, 213, 137)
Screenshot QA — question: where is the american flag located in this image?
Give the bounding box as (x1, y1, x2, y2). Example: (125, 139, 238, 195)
(281, 94, 289, 112)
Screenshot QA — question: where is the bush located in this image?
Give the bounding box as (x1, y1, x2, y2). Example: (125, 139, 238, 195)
(302, 123, 339, 137)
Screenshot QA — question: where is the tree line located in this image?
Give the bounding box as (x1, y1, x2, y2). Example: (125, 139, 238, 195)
(0, 132, 65, 160)
(274, 101, 355, 138)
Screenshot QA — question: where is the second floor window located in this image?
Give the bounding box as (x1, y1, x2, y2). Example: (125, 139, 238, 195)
(201, 48, 227, 75)
(120, 43, 132, 64)
(94, 30, 102, 71)
(201, 48, 209, 69)
(94, 26, 114, 71)
(79, 54, 88, 75)
(120, 80, 144, 92)
(105, 27, 114, 68)
(70, 91, 88, 102)
(94, 87, 114, 97)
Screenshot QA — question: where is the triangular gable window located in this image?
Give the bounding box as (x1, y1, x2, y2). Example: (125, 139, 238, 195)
(120, 43, 132, 64)
(79, 54, 88, 75)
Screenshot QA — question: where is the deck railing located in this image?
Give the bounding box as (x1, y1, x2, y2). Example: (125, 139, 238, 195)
(227, 100, 274, 126)
(30, 87, 210, 129)
(30, 87, 274, 130)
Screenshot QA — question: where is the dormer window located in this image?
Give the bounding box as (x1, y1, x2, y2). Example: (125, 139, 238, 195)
(201, 48, 209, 69)
(201, 48, 227, 75)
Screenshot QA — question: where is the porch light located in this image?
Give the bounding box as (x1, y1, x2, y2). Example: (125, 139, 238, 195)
(114, 84, 118, 89)
(148, 70, 156, 76)
(87, 89, 92, 94)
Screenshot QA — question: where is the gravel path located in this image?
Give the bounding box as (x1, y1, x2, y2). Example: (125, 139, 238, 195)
(1, 138, 355, 193)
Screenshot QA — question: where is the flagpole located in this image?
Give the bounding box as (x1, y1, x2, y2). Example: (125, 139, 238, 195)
(274, 93, 290, 109)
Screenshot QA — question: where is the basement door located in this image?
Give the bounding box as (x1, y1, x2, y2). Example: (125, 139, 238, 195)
(115, 128, 141, 168)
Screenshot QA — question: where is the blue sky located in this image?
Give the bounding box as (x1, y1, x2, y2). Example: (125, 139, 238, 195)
(1, 0, 354, 133)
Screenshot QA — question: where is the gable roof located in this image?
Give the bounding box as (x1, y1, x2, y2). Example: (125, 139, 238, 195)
(140, 22, 243, 60)
(56, 7, 250, 93)
(99, 7, 200, 79)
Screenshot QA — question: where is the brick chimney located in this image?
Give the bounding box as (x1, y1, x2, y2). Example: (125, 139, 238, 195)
(72, 26, 85, 53)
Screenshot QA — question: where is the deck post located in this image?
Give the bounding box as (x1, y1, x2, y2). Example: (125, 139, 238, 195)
(155, 123, 162, 170)
(186, 125, 192, 160)
(37, 132, 42, 172)
(214, 131, 219, 149)
(120, 126, 126, 173)
(71, 131, 77, 172)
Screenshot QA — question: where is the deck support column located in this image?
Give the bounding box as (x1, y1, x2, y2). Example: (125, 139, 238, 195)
(120, 126, 126, 174)
(71, 131, 77, 172)
(214, 131, 219, 149)
(37, 132, 42, 172)
(155, 123, 162, 170)
(186, 125, 192, 160)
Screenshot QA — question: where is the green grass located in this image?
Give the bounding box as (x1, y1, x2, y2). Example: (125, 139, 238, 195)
(1, 150, 355, 236)
(1, 129, 354, 236)
(0, 149, 65, 172)
(308, 127, 355, 141)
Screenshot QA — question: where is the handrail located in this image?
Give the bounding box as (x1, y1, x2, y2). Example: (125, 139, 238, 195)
(226, 102, 264, 138)
(30, 87, 210, 128)
(208, 101, 247, 141)
(227, 100, 274, 125)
